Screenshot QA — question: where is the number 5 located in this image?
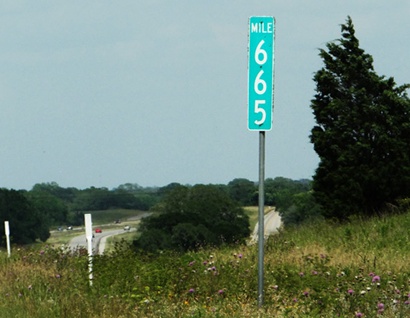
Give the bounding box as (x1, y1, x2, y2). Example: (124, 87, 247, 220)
(254, 100, 266, 125)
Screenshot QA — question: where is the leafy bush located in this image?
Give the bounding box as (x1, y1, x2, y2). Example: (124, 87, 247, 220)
(134, 184, 250, 252)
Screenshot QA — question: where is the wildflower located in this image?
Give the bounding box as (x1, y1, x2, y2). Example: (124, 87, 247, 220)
(303, 291, 309, 297)
(28, 285, 32, 290)
(203, 260, 208, 265)
(55, 274, 61, 279)
(299, 272, 304, 277)
(360, 290, 366, 295)
(311, 270, 318, 275)
(39, 250, 45, 255)
(355, 312, 363, 317)
(218, 289, 224, 295)
(372, 275, 381, 283)
(347, 289, 354, 295)
(377, 302, 385, 314)
(188, 288, 195, 293)
(238, 253, 243, 259)
(189, 261, 195, 266)
(369, 272, 375, 277)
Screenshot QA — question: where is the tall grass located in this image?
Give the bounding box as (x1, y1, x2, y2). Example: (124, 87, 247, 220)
(1, 211, 410, 317)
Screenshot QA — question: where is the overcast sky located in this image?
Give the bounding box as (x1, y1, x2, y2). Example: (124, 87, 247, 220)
(1, 1, 409, 190)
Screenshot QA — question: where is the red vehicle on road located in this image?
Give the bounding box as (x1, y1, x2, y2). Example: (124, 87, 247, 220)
(95, 228, 102, 233)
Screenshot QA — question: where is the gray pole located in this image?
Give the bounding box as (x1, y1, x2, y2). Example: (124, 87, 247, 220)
(258, 131, 265, 307)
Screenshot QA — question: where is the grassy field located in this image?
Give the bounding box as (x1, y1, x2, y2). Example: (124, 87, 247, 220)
(2, 209, 410, 317)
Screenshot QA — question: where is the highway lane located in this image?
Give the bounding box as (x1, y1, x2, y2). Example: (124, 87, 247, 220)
(68, 228, 132, 254)
(249, 209, 282, 244)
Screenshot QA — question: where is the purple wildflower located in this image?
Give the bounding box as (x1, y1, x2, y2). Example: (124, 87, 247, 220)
(188, 288, 195, 293)
(372, 275, 381, 283)
(347, 289, 354, 295)
(355, 313, 363, 317)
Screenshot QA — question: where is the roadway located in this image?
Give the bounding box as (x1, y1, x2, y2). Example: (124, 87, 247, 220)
(68, 228, 133, 254)
(249, 209, 282, 244)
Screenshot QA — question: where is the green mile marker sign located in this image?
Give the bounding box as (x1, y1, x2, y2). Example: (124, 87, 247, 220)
(248, 16, 275, 131)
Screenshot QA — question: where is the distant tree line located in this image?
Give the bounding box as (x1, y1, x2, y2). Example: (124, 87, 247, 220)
(0, 177, 317, 245)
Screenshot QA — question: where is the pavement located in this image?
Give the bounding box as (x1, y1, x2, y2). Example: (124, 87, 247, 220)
(249, 209, 282, 244)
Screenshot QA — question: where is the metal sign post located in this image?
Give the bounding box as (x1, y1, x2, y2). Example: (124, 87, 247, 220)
(258, 131, 266, 306)
(84, 213, 93, 286)
(248, 16, 275, 307)
(4, 221, 10, 257)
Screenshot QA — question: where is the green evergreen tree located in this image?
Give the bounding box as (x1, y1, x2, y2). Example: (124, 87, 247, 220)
(310, 17, 410, 219)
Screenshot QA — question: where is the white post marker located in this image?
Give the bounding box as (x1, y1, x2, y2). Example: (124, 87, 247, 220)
(4, 221, 10, 257)
(84, 213, 93, 286)
(247, 16, 275, 308)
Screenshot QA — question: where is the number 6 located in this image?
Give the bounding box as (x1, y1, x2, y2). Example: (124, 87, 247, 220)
(254, 70, 266, 95)
(255, 40, 267, 65)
